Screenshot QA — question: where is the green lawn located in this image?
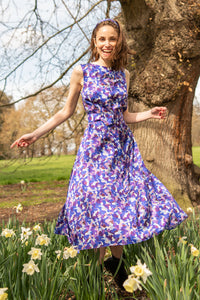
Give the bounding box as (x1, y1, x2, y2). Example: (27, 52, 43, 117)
(192, 146, 200, 167)
(0, 147, 199, 186)
(0, 155, 76, 185)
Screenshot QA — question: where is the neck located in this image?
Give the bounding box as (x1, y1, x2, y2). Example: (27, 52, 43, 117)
(95, 58, 112, 68)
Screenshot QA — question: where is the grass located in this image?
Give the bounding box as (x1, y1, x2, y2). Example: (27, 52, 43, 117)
(192, 146, 200, 167)
(0, 155, 76, 185)
(0, 147, 199, 186)
(0, 180, 67, 209)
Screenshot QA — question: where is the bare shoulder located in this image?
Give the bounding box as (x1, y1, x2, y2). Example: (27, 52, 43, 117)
(71, 65, 83, 85)
(73, 64, 83, 74)
(72, 65, 83, 77)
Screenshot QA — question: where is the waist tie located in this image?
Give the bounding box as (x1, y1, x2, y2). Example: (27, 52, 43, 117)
(87, 111, 124, 127)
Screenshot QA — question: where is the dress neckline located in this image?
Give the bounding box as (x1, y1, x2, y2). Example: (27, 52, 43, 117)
(89, 63, 112, 70)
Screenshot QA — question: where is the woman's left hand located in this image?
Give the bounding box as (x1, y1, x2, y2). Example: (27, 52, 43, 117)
(150, 107, 168, 119)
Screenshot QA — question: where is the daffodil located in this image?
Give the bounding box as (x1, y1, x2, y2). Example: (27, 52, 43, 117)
(123, 275, 142, 293)
(63, 248, 70, 259)
(0, 288, 8, 300)
(33, 224, 41, 232)
(132, 265, 144, 277)
(67, 246, 78, 258)
(55, 250, 62, 259)
(14, 203, 23, 213)
(63, 246, 78, 259)
(178, 236, 187, 246)
(191, 245, 199, 257)
(1, 228, 15, 238)
(35, 234, 50, 246)
(130, 259, 152, 283)
(20, 180, 27, 191)
(28, 247, 42, 260)
(22, 260, 40, 275)
(20, 227, 32, 243)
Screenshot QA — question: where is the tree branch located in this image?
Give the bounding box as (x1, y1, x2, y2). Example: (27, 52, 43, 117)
(0, 46, 90, 107)
(0, 0, 104, 85)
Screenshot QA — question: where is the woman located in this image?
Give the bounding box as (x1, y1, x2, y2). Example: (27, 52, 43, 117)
(11, 19, 188, 290)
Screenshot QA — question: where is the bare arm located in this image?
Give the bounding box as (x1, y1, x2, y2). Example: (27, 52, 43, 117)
(11, 65, 83, 148)
(123, 69, 167, 124)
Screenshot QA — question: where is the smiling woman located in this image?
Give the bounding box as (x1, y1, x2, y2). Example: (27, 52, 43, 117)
(10, 18, 187, 293)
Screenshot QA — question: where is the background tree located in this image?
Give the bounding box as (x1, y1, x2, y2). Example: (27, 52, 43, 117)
(119, 0, 200, 207)
(0, 90, 12, 159)
(192, 100, 200, 146)
(0, 86, 87, 158)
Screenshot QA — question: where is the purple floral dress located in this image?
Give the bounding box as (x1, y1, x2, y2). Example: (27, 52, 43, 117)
(54, 63, 188, 251)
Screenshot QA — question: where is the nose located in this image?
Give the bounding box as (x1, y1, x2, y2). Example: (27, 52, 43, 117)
(105, 40, 111, 47)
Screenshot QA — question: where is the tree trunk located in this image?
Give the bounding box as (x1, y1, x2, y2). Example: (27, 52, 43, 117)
(119, 0, 200, 209)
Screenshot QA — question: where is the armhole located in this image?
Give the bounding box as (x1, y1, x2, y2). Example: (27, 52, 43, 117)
(124, 69, 130, 93)
(80, 64, 86, 92)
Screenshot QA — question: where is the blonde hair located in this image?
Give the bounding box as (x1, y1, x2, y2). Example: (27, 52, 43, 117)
(89, 19, 134, 70)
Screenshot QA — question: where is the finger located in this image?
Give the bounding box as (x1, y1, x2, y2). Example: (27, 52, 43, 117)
(17, 140, 24, 147)
(10, 141, 18, 148)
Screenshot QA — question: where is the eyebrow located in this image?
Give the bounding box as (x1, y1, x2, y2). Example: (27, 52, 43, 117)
(97, 35, 117, 38)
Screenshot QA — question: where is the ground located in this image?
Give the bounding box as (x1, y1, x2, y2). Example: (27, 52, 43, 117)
(0, 180, 67, 224)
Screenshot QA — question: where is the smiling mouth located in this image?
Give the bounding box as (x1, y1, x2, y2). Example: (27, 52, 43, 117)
(102, 49, 112, 53)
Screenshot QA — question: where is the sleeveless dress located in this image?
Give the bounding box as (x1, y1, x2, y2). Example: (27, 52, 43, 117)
(54, 63, 188, 251)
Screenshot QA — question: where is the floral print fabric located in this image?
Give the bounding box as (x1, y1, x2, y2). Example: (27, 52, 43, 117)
(54, 63, 188, 250)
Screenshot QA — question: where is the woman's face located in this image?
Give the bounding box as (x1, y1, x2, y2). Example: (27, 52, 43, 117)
(94, 25, 118, 62)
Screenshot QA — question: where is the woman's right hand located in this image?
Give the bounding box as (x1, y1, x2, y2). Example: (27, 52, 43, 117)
(10, 133, 37, 149)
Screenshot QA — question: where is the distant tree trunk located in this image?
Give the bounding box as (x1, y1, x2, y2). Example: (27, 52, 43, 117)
(119, 0, 200, 208)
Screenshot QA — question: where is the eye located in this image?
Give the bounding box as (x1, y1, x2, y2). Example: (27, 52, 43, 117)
(110, 37, 117, 41)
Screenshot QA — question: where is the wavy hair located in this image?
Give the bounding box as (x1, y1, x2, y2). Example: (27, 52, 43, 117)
(89, 19, 134, 70)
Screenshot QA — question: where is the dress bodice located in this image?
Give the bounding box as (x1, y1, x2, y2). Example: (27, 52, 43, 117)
(81, 63, 128, 126)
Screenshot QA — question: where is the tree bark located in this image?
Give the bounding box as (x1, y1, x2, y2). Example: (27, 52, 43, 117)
(119, 0, 200, 208)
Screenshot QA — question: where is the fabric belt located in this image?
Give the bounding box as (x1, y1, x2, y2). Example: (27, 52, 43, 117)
(87, 111, 124, 126)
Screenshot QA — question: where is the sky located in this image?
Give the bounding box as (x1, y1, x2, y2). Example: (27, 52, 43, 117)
(0, 0, 199, 106)
(0, 0, 121, 104)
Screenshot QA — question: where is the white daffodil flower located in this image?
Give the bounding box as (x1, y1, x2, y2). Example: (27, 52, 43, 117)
(55, 250, 62, 259)
(67, 246, 78, 258)
(63, 248, 70, 259)
(63, 246, 78, 259)
(0, 287, 8, 299)
(35, 234, 50, 246)
(190, 245, 199, 257)
(1, 228, 15, 238)
(130, 259, 152, 283)
(22, 260, 40, 275)
(20, 227, 32, 243)
(28, 247, 42, 260)
(177, 236, 187, 246)
(33, 224, 41, 232)
(123, 275, 142, 293)
(14, 203, 23, 213)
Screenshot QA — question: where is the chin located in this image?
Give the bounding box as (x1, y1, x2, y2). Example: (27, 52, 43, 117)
(101, 55, 112, 60)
